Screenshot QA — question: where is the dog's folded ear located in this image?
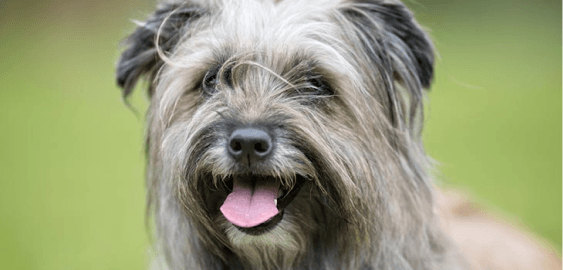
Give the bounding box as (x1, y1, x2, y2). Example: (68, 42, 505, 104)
(339, 0, 434, 131)
(116, 3, 203, 99)
(340, 0, 434, 90)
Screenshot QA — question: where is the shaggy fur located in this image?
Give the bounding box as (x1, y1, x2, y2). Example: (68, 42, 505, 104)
(116, 0, 469, 269)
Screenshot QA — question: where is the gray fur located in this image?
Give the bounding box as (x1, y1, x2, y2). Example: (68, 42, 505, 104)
(117, 0, 468, 269)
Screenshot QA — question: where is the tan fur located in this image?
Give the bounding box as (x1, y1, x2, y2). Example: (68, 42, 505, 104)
(437, 188, 562, 270)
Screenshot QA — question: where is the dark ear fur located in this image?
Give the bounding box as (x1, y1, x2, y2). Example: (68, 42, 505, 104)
(345, 0, 434, 89)
(116, 3, 202, 99)
(341, 0, 434, 131)
(376, 1, 434, 89)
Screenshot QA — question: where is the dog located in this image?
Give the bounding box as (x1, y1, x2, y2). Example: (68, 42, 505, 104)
(116, 0, 561, 269)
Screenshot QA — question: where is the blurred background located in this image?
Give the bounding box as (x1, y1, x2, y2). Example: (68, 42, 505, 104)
(0, 0, 560, 269)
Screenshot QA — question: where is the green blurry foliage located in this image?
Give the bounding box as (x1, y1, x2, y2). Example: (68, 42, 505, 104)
(0, 1, 560, 269)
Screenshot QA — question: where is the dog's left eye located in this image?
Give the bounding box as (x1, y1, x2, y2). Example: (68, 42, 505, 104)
(305, 75, 334, 97)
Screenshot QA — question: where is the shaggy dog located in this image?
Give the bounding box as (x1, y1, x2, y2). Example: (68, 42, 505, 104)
(116, 0, 561, 269)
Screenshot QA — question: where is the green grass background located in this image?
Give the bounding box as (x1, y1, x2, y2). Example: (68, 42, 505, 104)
(0, 0, 560, 269)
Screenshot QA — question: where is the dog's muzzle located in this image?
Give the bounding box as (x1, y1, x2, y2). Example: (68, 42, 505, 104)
(219, 126, 306, 235)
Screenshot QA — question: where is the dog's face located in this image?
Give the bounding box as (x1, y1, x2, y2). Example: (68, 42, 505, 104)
(117, 0, 435, 269)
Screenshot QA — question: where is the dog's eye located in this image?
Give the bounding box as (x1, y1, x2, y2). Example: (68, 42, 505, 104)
(202, 65, 221, 95)
(202, 64, 232, 96)
(306, 75, 334, 97)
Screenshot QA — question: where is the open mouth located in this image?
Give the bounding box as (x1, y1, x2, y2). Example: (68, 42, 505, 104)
(219, 174, 306, 235)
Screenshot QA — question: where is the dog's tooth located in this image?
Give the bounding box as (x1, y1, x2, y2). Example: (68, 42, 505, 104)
(275, 199, 277, 206)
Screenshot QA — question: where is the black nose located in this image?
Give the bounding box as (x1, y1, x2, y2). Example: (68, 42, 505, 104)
(228, 128, 273, 164)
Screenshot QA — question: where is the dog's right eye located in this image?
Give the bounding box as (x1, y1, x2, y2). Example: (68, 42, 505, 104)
(202, 65, 221, 95)
(201, 64, 233, 96)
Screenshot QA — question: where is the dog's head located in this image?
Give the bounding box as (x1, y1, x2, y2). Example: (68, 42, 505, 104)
(117, 0, 434, 268)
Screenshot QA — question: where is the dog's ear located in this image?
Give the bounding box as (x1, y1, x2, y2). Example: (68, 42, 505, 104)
(339, 0, 434, 131)
(116, 3, 203, 99)
(378, 1, 434, 90)
(341, 0, 434, 89)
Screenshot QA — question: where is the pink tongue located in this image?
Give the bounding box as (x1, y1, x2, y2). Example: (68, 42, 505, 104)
(220, 177, 279, 228)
